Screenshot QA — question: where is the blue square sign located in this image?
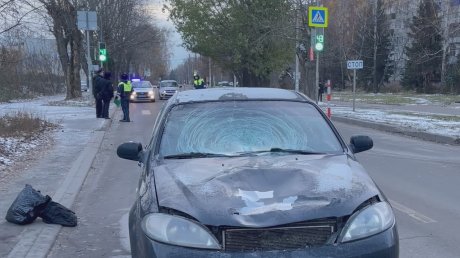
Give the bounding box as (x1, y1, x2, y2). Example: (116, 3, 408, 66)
(308, 7, 328, 28)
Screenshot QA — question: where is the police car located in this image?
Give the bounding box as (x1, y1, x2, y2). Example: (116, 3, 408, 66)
(130, 79, 157, 102)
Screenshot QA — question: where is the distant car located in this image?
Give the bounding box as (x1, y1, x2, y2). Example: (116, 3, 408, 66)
(216, 81, 232, 87)
(130, 80, 157, 102)
(117, 88, 399, 258)
(159, 80, 179, 100)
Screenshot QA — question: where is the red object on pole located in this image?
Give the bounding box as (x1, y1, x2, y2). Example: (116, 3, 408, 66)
(309, 47, 314, 61)
(326, 79, 332, 118)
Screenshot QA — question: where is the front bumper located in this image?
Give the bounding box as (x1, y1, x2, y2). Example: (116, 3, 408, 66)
(137, 224, 398, 258)
(130, 93, 155, 102)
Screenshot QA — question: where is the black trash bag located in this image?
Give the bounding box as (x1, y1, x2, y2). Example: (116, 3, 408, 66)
(38, 201, 77, 227)
(5, 184, 51, 225)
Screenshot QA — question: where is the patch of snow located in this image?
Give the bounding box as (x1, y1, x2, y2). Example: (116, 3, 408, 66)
(0, 93, 100, 173)
(405, 97, 431, 105)
(330, 107, 460, 138)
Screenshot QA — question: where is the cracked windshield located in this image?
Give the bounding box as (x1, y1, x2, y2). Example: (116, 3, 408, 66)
(0, 0, 458, 258)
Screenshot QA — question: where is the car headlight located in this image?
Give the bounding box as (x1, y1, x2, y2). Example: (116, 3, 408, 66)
(132, 92, 137, 96)
(148, 91, 154, 95)
(142, 213, 221, 250)
(339, 202, 394, 243)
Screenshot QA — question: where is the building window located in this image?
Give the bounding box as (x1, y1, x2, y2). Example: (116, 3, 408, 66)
(391, 13, 396, 19)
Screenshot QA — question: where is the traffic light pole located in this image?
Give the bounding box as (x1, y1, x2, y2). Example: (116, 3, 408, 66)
(315, 47, 319, 104)
(86, 14, 93, 96)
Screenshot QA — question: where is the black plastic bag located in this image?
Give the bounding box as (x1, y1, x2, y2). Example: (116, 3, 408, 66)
(5, 184, 51, 225)
(39, 201, 77, 227)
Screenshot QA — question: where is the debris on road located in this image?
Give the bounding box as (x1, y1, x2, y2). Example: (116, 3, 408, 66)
(5, 184, 77, 227)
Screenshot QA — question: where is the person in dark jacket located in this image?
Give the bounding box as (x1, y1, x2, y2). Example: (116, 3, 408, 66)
(117, 74, 132, 122)
(101, 72, 114, 119)
(92, 68, 105, 118)
(318, 82, 325, 102)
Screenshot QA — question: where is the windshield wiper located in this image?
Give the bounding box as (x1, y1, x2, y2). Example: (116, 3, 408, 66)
(239, 148, 324, 156)
(163, 152, 231, 159)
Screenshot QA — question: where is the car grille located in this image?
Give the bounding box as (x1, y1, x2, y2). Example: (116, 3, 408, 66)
(165, 90, 176, 94)
(222, 221, 334, 252)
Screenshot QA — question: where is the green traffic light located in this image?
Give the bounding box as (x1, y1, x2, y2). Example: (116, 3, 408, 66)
(315, 34, 324, 51)
(99, 49, 107, 62)
(315, 42, 324, 51)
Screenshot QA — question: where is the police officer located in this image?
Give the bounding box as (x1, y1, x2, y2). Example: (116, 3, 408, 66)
(117, 74, 132, 122)
(193, 74, 205, 89)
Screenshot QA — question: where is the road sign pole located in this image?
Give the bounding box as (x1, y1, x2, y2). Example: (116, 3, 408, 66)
(294, 1, 300, 92)
(315, 49, 319, 104)
(353, 69, 356, 112)
(86, 12, 92, 96)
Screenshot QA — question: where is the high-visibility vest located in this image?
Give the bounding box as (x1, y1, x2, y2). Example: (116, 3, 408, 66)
(194, 79, 204, 86)
(119, 81, 132, 92)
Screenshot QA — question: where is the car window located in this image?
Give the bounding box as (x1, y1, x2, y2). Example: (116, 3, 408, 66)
(160, 81, 178, 88)
(132, 81, 152, 88)
(159, 101, 343, 157)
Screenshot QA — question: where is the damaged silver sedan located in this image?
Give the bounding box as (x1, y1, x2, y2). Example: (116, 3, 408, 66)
(117, 87, 399, 258)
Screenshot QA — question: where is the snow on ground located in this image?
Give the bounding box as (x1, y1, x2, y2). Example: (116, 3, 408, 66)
(324, 105, 460, 138)
(405, 97, 432, 105)
(0, 93, 96, 173)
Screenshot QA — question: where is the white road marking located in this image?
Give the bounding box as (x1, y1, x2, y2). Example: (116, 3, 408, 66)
(119, 212, 131, 252)
(141, 110, 151, 115)
(390, 199, 437, 223)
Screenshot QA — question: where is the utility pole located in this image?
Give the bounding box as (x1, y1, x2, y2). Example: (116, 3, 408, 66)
(208, 57, 212, 87)
(294, 0, 300, 92)
(85, 11, 92, 96)
(372, 0, 378, 93)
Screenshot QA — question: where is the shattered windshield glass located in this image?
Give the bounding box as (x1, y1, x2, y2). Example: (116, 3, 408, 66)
(159, 101, 343, 157)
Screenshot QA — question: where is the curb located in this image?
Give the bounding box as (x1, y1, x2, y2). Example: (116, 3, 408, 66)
(6, 107, 117, 258)
(331, 116, 460, 146)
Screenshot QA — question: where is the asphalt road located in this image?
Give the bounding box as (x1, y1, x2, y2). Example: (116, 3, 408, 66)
(336, 121, 460, 258)
(47, 101, 460, 258)
(48, 101, 162, 258)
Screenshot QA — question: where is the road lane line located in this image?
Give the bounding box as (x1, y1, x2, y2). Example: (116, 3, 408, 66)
(142, 110, 151, 115)
(390, 199, 437, 223)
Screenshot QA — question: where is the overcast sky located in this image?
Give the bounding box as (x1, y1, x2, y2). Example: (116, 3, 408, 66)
(148, 0, 189, 69)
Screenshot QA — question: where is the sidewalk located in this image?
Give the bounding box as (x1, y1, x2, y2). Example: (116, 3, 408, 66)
(0, 94, 117, 258)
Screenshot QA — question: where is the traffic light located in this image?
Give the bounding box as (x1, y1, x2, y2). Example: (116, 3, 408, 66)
(315, 34, 324, 52)
(99, 42, 107, 62)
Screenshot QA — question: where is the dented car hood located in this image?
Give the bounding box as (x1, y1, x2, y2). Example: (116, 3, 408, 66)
(154, 154, 380, 227)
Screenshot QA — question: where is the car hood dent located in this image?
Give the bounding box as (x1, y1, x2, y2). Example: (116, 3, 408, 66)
(154, 155, 380, 227)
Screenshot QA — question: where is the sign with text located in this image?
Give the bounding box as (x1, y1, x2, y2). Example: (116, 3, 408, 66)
(347, 60, 363, 70)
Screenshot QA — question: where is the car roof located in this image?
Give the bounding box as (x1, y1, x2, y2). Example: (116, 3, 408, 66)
(173, 87, 309, 104)
(160, 80, 177, 83)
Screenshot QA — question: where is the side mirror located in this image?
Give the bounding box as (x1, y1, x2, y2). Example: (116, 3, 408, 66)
(117, 142, 143, 161)
(349, 135, 373, 154)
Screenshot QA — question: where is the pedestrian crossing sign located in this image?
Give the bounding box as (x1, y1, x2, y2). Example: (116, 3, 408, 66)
(308, 6, 328, 28)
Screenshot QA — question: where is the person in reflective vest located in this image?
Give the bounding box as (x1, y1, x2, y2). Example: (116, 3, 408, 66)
(193, 74, 205, 89)
(117, 74, 132, 122)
